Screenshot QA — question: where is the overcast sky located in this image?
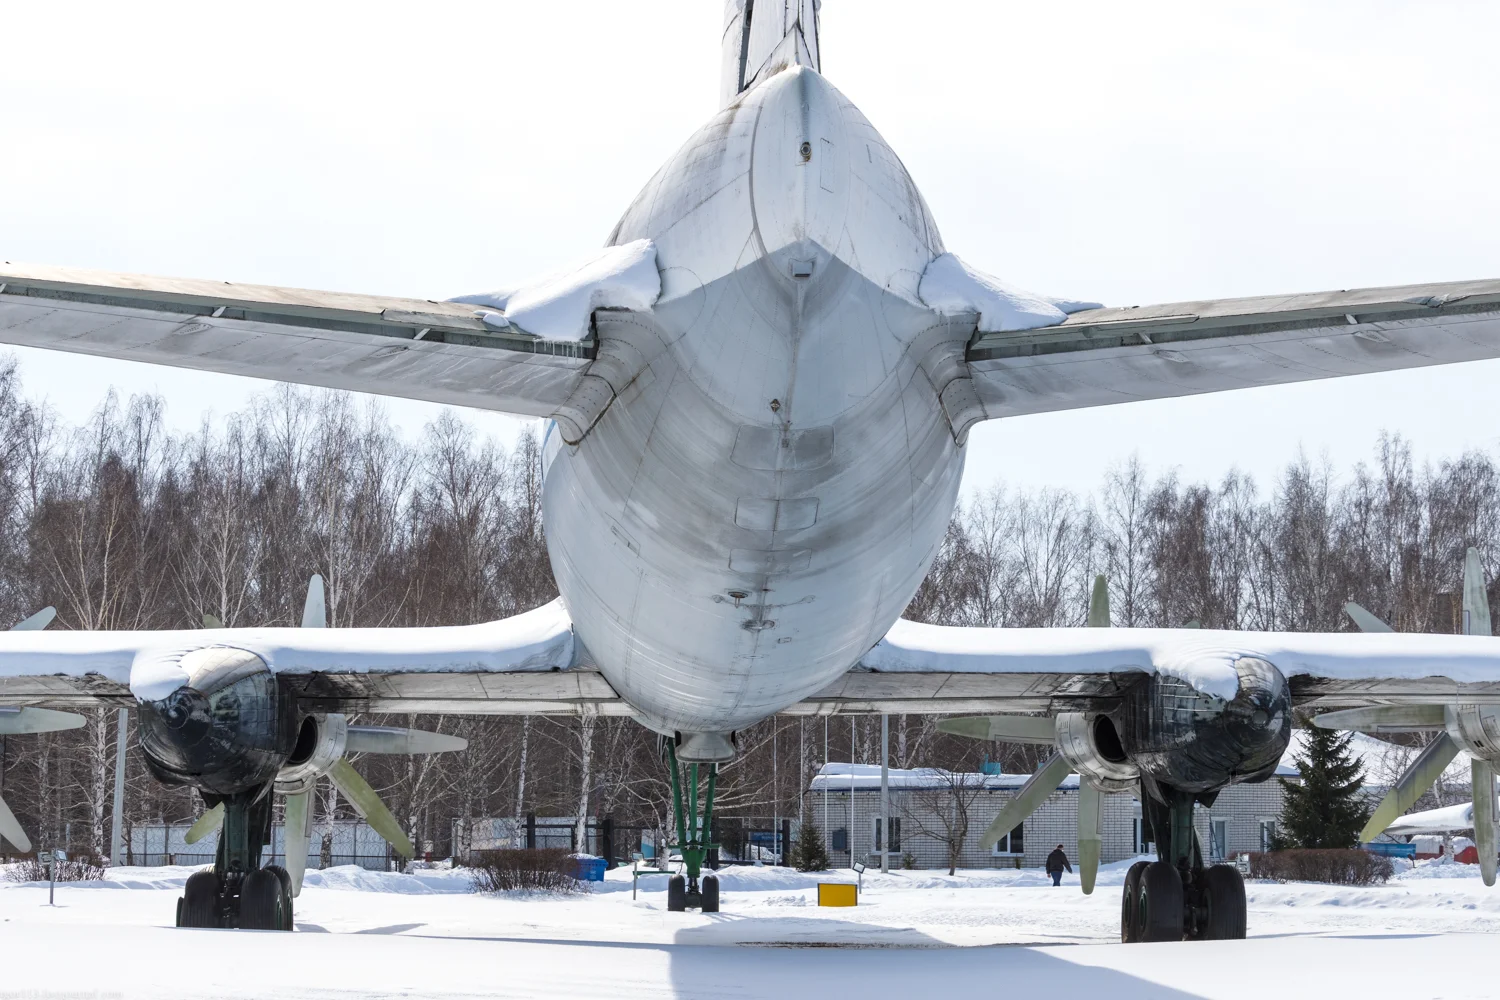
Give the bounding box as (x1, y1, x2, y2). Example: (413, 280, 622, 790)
(3, 1, 1499, 496)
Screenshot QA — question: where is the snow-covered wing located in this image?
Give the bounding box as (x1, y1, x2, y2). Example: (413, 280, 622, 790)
(964, 279, 1500, 420)
(788, 621, 1500, 715)
(0, 600, 625, 716)
(0, 263, 592, 419)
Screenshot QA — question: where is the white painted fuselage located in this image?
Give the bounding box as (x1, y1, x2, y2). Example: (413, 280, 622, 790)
(542, 64, 970, 742)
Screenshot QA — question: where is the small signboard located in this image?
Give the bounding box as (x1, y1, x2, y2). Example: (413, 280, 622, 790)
(817, 883, 857, 907)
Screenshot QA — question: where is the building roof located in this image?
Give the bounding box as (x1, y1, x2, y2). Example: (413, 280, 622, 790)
(809, 762, 1083, 793)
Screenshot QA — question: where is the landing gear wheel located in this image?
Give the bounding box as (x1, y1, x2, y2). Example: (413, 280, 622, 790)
(666, 874, 687, 912)
(240, 869, 285, 931)
(264, 864, 294, 930)
(179, 870, 221, 928)
(1120, 861, 1150, 943)
(701, 874, 719, 913)
(1138, 861, 1184, 942)
(1200, 864, 1246, 940)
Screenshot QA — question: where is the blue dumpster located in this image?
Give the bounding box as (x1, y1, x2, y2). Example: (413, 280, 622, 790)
(571, 854, 608, 881)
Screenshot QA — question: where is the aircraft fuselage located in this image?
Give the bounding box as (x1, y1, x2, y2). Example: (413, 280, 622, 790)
(542, 67, 968, 743)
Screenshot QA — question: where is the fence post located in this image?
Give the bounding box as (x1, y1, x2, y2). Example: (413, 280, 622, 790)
(526, 812, 536, 850)
(600, 814, 614, 867)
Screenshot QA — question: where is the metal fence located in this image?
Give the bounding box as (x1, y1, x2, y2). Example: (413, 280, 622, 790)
(127, 820, 397, 870)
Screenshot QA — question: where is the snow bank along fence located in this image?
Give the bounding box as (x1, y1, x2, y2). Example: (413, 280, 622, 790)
(127, 820, 398, 870)
(455, 814, 796, 868)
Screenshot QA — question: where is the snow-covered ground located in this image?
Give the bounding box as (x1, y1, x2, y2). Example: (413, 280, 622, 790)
(3, 858, 1498, 998)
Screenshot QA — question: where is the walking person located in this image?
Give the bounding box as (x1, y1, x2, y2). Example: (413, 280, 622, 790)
(1046, 844, 1072, 887)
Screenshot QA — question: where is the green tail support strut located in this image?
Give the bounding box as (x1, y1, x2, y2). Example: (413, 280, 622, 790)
(665, 742, 718, 907)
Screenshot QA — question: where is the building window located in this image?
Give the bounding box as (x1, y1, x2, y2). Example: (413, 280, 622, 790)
(1259, 820, 1277, 852)
(873, 817, 901, 853)
(1210, 819, 1227, 860)
(991, 823, 1025, 855)
(831, 827, 848, 852)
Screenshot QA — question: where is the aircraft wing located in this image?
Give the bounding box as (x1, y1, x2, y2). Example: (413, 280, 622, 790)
(963, 279, 1500, 421)
(0, 262, 592, 419)
(786, 620, 1500, 715)
(0, 599, 628, 716)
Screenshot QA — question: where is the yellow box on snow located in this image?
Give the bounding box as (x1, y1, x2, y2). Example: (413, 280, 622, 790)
(817, 883, 857, 907)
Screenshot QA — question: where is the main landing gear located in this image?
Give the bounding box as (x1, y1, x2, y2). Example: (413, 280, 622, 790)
(662, 741, 720, 913)
(1121, 788, 1246, 943)
(176, 786, 294, 931)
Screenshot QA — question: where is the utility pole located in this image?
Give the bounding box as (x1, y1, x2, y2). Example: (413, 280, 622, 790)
(822, 716, 829, 861)
(880, 713, 889, 874)
(849, 717, 856, 868)
(109, 708, 128, 866)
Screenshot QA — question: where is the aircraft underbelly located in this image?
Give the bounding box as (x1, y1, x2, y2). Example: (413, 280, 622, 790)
(543, 63, 964, 735)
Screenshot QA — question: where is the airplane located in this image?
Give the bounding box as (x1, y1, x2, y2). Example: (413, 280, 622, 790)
(2, 0, 1500, 948)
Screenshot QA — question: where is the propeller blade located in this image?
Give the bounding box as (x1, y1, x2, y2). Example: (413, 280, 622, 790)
(1360, 732, 1461, 842)
(937, 715, 1057, 744)
(1344, 602, 1394, 633)
(0, 793, 30, 851)
(302, 574, 327, 629)
(283, 788, 311, 897)
(1087, 574, 1110, 628)
(1312, 705, 1446, 732)
(1473, 759, 1497, 888)
(326, 758, 415, 859)
(345, 726, 468, 755)
(1077, 781, 1102, 895)
(184, 803, 225, 845)
(1464, 547, 1492, 637)
(0, 707, 86, 735)
(980, 753, 1073, 850)
(201, 613, 224, 629)
(9, 607, 55, 631)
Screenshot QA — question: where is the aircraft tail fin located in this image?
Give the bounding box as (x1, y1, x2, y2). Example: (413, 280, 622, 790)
(721, 0, 821, 106)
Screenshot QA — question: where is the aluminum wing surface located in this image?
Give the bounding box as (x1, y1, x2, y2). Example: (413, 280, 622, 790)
(0, 600, 625, 716)
(787, 620, 1500, 715)
(962, 279, 1500, 421)
(0, 263, 590, 418)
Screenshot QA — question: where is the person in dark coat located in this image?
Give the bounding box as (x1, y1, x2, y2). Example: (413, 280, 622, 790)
(1046, 844, 1072, 886)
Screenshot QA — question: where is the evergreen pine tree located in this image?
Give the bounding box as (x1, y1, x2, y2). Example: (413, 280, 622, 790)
(1276, 728, 1370, 849)
(795, 821, 830, 872)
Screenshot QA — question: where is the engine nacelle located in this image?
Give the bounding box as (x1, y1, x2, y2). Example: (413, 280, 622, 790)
(1055, 711, 1139, 793)
(1446, 704, 1500, 761)
(276, 714, 348, 794)
(1115, 656, 1292, 794)
(136, 646, 298, 795)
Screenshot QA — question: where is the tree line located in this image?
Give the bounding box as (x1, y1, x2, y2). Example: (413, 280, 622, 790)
(0, 354, 1494, 861)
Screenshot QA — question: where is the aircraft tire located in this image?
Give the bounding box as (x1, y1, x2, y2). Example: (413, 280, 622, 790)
(666, 874, 687, 912)
(180, 870, 221, 928)
(1138, 861, 1183, 942)
(1120, 861, 1150, 942)
(1201, 864, 1246, 940)
(264, 864, 294, 930)
(240, 868, 284, 931)
(701, 874, 719, 913)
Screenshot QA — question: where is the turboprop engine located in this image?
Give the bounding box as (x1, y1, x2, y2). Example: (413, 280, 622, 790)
(136, 646, 298, 795)
(941, 656, 1292, 894)
(1113, 657, 1292, 794)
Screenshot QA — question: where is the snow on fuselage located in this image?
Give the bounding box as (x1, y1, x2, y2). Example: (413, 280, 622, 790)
(541, 66, 967, 740)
